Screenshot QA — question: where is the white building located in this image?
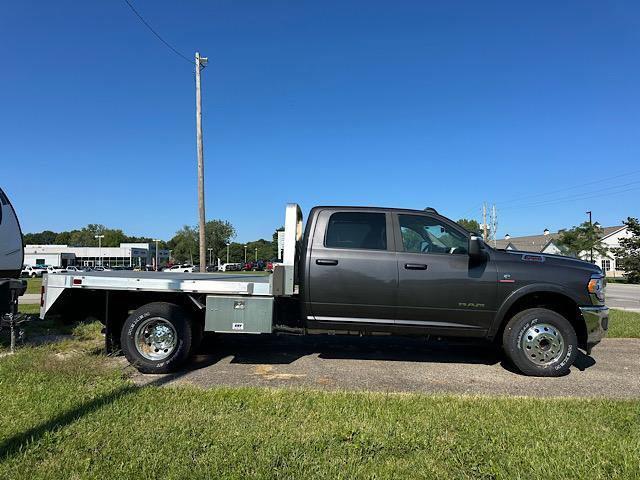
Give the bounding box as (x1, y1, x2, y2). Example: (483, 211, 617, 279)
(593, 226, 632, 278)
(495, 225, 630, 278)
(24, 243, 170, 268)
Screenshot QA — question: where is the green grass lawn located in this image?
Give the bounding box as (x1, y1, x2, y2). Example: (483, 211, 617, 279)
(608, 309, 640, 338)
(0, 321, 639, 478)
(25, 277, 42, 294)
(18, 304, 40, 315)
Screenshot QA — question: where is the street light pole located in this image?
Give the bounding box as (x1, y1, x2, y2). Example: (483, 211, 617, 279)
(208, 247, 213, 266)
(244, 245, 247, 263)
(95, 235, 104, 267)
(153, 239, 161, 271)
(586, 211, 593, 263)
(255, 247, 258, 262)
(226, 243, 230, 264)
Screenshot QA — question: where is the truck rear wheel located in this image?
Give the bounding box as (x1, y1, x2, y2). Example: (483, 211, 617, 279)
(502, 308, 578, 377)
(121, 302, 192, 374)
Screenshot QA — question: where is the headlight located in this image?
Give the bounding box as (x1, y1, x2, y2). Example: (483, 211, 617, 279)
(588, 275, 605, 302)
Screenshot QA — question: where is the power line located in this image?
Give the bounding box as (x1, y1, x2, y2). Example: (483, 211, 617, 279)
(503, 180, 640, 209)
(459, 170, 640, 219)
(494, 168, 640, 206)
(500, 185, 640, 211)
(122, 0, 194, 65)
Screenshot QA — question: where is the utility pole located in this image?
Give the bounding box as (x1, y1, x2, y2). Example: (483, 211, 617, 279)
(587, 210, 593, 263)
(153, 239, 161, 271)
(482, 203, 488, 242)
(490, 204, 498, 248)
(208, 247, 213, 266)
(195, 52, 208, 273)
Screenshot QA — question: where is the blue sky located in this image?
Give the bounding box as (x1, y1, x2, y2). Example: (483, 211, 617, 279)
(2, 1, 639, 242)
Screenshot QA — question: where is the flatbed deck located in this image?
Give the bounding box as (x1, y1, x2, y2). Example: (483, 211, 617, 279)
(43, 272, 273, 310)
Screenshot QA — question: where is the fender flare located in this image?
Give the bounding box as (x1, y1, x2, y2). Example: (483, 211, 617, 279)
(488, 283, 582, 339)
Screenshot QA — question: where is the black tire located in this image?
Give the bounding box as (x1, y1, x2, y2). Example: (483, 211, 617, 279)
(502, 308, 578, 377)
(120, 302, 192, 374)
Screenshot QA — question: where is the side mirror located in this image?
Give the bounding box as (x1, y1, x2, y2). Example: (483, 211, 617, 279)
(469, 236, 483, 258)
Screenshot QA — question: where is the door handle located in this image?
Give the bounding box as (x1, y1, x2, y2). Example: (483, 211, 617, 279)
(404, 263, 427, 270)
(316, 259, 339, 266)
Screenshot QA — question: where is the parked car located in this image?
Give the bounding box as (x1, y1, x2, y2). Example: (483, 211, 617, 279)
(218, 263, 242, 272)
(243, 262, 253, 271)
(266, 260, 282, 272)
(65, 266, 85, 273)
(206, 265, 218, 272)
(163, 264, 195, 273)
(43, 266, 67, 274)
(21, 265, 45, 278)
(93, 266, 111, 272)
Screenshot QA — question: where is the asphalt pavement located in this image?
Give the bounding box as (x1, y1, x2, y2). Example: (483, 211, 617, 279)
(132, 334, 640, 399)
(18, 294, 40, 305)
(606, 283, 640, 311)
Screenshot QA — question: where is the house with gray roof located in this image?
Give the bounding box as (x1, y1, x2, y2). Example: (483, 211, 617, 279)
(494, 225, 629, 278)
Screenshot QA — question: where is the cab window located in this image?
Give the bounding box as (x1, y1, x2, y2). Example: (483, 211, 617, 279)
(325, 212, 387, 250)
(399, 214, 468, 255)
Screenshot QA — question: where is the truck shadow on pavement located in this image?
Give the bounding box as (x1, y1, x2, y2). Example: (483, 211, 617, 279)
(193, 334, 502, 366)
(191, 333, 595, 373)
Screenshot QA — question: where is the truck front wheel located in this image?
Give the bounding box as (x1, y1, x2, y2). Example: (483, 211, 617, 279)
(502, 308, 578, 377)
(121, 302, 193, 374)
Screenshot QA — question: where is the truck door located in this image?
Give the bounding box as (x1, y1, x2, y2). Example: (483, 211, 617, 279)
(307, 209, 397, 323)
(394, 213, 497, 334)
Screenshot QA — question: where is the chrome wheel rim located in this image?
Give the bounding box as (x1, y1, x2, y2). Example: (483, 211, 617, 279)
(134, 317, 177, 361)
(522, 322, 565, 366)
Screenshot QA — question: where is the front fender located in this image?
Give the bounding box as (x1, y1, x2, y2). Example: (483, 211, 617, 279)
(488, 283, 583, 339)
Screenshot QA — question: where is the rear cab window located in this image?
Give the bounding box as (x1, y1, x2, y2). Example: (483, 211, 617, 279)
(325, 212, 387, 250)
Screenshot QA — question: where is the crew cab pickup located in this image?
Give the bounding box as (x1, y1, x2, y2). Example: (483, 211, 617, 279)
(40, 204, 609, 377)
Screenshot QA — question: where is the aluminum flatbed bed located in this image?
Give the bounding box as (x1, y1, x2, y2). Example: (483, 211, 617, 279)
(42, 271, 275, 315)
(40, 204, 301, 321)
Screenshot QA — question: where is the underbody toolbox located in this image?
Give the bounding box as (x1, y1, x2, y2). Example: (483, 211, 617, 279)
(205, 295, 274, 334)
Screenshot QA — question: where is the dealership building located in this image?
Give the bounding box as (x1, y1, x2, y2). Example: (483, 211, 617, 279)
(23, 243, 170, 268)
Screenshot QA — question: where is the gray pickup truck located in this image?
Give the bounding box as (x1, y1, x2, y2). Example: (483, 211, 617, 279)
(41, 204, 609, 377)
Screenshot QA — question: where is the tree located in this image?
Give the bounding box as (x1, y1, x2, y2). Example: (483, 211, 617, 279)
(456, 218, 481, 234)
(103, 228, 127, 247)
(246, 239, 276, 262)
(23, 230, 57, 245)
(168, 226, 198, 264)
(612, 217, 640, 283)
(556, 221, 608, 260)
(204, 220, 236, 264)
(168, 220, 236, 265)
(54, 231, 72, 245)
